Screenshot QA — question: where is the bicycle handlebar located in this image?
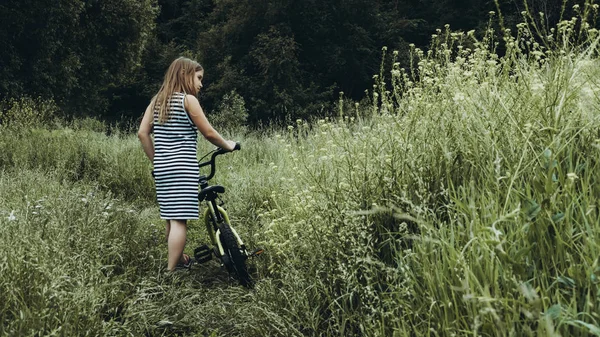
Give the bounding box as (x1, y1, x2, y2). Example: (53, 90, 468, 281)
(199, 142, 241, 180)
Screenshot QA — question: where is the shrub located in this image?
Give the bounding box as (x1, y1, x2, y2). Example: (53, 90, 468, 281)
(0, 96, 61, 129)
(209, 90, 249, 134)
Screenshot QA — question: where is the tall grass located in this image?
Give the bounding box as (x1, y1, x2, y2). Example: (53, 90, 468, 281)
(1, 2, 600, 336)
(0, 127, 154, 202)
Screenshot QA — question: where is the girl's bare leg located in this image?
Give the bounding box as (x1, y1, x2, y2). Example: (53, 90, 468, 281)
(167, 219, 187, 271)
(165, 220, 171, 242)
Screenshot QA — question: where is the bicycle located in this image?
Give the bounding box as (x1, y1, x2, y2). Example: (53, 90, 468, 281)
(192, 143, 263, 287)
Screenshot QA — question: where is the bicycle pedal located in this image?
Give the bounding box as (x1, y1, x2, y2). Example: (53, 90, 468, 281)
(196, 255, 212, 264)
(194, 245, 212, 259)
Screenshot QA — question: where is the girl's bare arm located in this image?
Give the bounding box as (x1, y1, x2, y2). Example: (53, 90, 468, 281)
(185, 94, 235, 151)
(137, 103, 155, 161)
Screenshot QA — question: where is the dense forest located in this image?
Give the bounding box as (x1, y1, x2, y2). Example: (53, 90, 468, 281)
(0, 0, 584, 125)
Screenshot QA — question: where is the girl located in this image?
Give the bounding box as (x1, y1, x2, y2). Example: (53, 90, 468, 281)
(138, 57, 236, 272)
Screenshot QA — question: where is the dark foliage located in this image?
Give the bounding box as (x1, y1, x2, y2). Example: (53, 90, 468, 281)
(1, 0, 590, 126)
(0, 0, 157, 120)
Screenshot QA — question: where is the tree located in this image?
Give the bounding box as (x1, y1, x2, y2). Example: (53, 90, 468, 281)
(0, 0, 158, 118)
(190, 0, 426, 123)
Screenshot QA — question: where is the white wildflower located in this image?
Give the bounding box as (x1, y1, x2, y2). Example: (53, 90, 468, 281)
(531, 80, 544, 92)
(453, 92, 465, 102)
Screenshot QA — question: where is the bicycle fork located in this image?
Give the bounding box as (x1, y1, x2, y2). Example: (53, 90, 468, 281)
(205, 201, 246, 257)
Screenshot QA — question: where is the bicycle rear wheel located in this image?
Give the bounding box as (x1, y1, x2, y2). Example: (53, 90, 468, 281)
(219, 223, 253, 288)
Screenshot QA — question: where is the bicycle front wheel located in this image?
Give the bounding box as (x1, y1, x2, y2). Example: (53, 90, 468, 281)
(219, 223, 253, 288)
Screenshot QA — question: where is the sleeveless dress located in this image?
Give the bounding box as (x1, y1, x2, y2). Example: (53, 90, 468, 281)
(153, 92, 199, 220)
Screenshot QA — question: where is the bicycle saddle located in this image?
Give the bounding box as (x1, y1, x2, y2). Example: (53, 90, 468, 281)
(198, 185, 225, 201)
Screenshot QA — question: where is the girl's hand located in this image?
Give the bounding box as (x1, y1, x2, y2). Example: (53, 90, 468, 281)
(224, 140, 237, 151)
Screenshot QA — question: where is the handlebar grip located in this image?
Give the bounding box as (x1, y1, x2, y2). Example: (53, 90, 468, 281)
(215, 142, 241, 154)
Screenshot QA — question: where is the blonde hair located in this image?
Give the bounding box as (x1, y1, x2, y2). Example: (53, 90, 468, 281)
(153, 57, 203, 124)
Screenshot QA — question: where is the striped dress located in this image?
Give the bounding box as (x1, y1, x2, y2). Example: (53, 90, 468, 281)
(153, 92, 199, 219)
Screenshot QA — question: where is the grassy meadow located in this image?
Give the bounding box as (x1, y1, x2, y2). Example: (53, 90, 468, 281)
(1, 7, 600, 337)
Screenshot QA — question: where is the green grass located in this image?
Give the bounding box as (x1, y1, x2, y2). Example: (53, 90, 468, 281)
(1, 6, 600, 336)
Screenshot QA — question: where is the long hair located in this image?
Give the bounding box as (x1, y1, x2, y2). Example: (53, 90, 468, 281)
(153, 57, 203, 124)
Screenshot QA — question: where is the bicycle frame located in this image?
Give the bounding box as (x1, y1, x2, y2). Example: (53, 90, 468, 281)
(198, 145, 245, 257)
(203, 203, 245, 257)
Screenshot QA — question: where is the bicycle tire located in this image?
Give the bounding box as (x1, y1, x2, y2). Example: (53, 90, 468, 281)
(219, 223, 253, 288)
